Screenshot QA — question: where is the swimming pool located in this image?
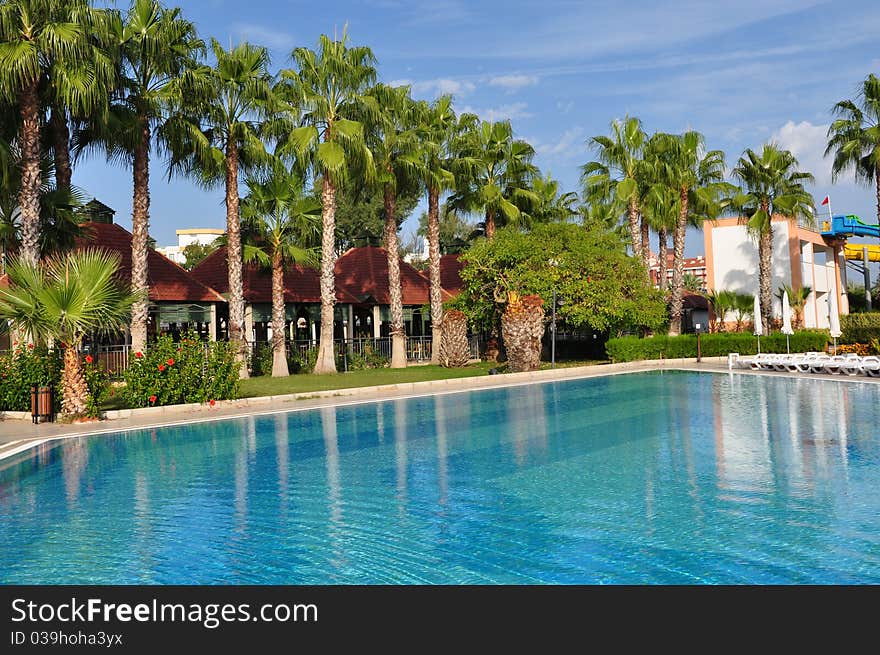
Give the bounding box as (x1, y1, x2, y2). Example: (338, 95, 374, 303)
(1, 370, 879, 584)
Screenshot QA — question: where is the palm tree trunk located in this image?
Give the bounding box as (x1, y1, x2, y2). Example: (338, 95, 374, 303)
(18, 79, 41, 267)
(627, 199, 641, 260)
(225, 137, 249, 378)
(270, 250, 289, 377)
(667, 187, 689, 336)
(640, 215, 651, 270)
(484, 207, 496, 240)
(384, 183, 406, 369)
(314, 175, 338, 374)
(428, 187, 443, 364)
(129, 115, 151, 354)
(759, 225, 773, 336)
(61, 346, 88, 417)
(49, 106, 72, 190)
(657, 227, 668, 291)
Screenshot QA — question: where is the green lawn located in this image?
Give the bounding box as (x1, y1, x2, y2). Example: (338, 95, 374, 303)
(239, 358, 603, 398)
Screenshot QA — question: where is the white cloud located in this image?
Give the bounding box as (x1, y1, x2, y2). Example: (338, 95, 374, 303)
(231, 23, 296, 51)
(771, 120, 831, 186)
(556, 100, 574, 114)
(409, 78, 476, 98)
(488, 74, 539, 92)
(536, 127, 585, 158)
(460, 102, 532, 122)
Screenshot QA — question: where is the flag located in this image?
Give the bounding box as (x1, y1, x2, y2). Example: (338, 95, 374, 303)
(821, 195, 830, 205)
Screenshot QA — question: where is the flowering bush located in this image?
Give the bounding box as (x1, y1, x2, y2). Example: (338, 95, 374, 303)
(122, 331, 240, 408)
(82, 355, 110, 418)
(0, 344, 62, 412)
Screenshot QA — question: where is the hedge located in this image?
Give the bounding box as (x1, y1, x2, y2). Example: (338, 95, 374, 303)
(605, 330, 829, 362)
(840, 313, 880, 344)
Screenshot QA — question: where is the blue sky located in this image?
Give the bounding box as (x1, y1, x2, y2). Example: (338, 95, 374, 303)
(76, 0, 880, 254)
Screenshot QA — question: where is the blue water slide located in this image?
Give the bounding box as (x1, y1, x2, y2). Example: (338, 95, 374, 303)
(820, 214, 880, 238)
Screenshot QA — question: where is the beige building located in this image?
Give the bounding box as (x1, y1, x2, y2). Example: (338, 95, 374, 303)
(703, 215, 847, 329)
(156, 228, 225, 265)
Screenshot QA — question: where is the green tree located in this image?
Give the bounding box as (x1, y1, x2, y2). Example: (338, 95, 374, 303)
(526, 174, 579, 224)
(582, 116, 648, 266)
(826, 73, 880, 225)
(367, 83, 421, 368)
(0, 249, 140, 416)
(326, 185, 419, 250)
(455, 223, 666, 338)
(732, 292, 754, 332)
(451, 118, 538, 239)
(0, 0, 111, 265)
(777, 283, 812, 329)
(278, 29, 377, 374)
(650, 131, 729, 335)
(241, 158, 320, 377)
(416, 203, 475, 254)
(181, 242, 217, 270)
(407, 95, 465, 363)
(705, 289, 736, 332)
(732, 145, 815, 334)
(167, 39, 274, 378)
(75, 0, 203, 354)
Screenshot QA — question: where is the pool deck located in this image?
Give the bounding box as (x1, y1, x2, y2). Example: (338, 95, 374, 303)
(2, 356, 878, 462)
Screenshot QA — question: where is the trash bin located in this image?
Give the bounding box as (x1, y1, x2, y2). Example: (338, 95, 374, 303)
(30, 385, 54, 424)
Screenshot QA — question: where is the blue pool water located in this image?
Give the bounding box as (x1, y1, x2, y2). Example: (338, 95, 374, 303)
(1, 371, 879, 584)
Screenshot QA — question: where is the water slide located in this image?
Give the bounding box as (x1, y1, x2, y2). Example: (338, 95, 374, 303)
(820, 214, 880, 239)
(843, 243, 880, 262)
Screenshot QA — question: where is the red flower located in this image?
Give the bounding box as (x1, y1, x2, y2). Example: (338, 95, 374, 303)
(167, 358, 175, 366)
(158, 364, 166, 372)
(149, 395, 157, 404)
(135, 351, 143, 359)
(27, 343, 34, 350)
(12, 340, 17, 346)
(209, 399, 216, 407)
(85, 355, 93, 364)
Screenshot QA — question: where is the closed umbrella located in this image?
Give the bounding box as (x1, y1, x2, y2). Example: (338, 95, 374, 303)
(781, 290, 794, 353)
(829, 289, 841, 354)
(753, 293, 763, 353)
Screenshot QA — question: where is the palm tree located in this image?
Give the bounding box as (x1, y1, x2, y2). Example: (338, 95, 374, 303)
(526, 174, 579, 224)
(0, 0, 111, 265)
(826, 74, 880, 225)
(277, 29, 377, 374)
(641, 179, 678, 292)
(75, 0, 203, 354)
(241, 159, 320, 377)
(452, 119, 538, 239)
(0, 249, 140, 417)
(706, 289, 735, 332)
(732, 145, 815, 334)
(651, 131, 729, 335)
(166, 39, 274, 378)
(582, 116, 648, 265)
(732, 292, 754, 332)
(777, 283, 812, 329)
(407, 96, 462, 363)
(368, 83, 420, 368)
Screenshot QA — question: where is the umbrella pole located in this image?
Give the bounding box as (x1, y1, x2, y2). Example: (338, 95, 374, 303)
(786, 334, 790, 354)
(757, 336, 761, 354)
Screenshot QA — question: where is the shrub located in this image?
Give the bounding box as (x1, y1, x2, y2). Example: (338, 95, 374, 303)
(123, 332, 240, 408)
(343, 344, 389, 371)
(605, 330, 829, 362)
(0, 344, 62, 412)
(82, 355, 110, 418)
(840, 312, 880, 344)
(837, 343, 872, 356)
(249, 342, 274, 377)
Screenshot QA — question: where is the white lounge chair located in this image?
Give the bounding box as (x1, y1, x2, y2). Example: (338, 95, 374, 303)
(793, 352, 827, 373)
(859, 356, 880, 377)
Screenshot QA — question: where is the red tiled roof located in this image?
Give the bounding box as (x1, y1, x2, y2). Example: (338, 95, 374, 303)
(190, 246, 362, 305)
(439, 254, 464, 295)
(76, 222, 226, 303)
(335, 246, 452, 305)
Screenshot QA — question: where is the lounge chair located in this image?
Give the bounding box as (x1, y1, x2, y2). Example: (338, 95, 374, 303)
(859, 356, 880, 377)
(793, 352, 827, 373)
